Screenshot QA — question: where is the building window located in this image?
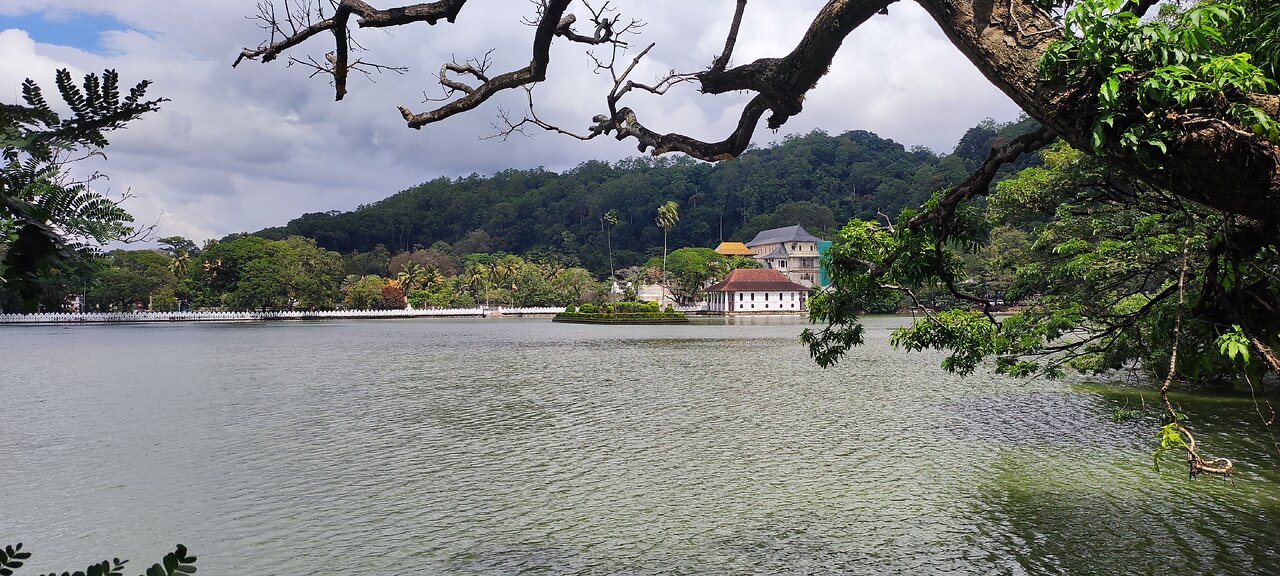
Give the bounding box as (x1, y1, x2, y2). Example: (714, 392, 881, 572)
(764, 293, 768, 301)
(791, 292, 796, 300)
(738, 293, 743, 301)
(779, 260, 787, 268)
(751, 293, 755, 301)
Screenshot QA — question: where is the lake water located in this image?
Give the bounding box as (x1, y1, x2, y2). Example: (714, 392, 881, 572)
(2, 317, 1277, 574)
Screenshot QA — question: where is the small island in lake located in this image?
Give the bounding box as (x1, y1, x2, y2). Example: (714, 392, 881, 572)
(553, 301, 689, 324)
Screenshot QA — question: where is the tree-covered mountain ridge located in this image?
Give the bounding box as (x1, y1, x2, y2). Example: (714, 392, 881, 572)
(257, 118, 1037, 275)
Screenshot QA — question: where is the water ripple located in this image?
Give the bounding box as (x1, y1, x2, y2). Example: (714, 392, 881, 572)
(1, 317, 1277, 575)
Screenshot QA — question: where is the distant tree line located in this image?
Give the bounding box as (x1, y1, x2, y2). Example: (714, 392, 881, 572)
(255, 119, 1039, 277)
(4, 234, 777, 312)
(2, 117, 1037, 313)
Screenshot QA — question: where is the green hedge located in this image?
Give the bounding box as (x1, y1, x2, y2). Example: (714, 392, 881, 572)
(552, 309, 689, 324)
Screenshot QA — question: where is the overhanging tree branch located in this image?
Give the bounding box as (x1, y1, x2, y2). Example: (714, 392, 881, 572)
(235, 0, 1280, 223)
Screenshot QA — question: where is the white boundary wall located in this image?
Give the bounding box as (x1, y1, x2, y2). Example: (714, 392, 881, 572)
(0, 303, 710, 324)
(0, 308, 485, 324)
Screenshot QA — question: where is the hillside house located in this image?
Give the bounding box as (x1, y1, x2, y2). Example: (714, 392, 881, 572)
(745, 225, 826, 287)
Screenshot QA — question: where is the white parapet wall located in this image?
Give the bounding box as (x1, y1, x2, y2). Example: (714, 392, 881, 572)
(0, 304, 718, 324)
(0, 308, 488, 324)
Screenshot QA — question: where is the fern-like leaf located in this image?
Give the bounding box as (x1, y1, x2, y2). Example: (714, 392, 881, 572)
(54, 69, 88, 118)
(141, 545, 196, 576)
(1, 543, 33, 576)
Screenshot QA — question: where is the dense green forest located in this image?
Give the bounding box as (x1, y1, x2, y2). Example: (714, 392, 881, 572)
(257, 118, 1039, 275)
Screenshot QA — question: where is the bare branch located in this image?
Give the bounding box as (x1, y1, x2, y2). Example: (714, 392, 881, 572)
(235, 0, 468, 100)
(436, 51, 493, 95)
(396, 0, 571, 127)
(710, 0, 748, 72)
(696, 0, 898, 128)
(487, 85, 601, 142)
(612, 95, 770, 160)
(907, 125, 1057, 231)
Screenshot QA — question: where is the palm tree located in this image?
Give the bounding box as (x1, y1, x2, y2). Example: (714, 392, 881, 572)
(340, 274, 361, 294)
(464, 262, 492, 309)
(397, 261, 427, 293)
(422, 266, 445, 291)
(603, 209, 619, 279)
(168, 249, 190, 280)
(492, 256, 522, 306)
(655, 200, 679, 302)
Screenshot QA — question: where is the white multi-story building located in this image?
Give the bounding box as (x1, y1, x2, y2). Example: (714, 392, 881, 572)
(704, 269, 810, 315)
(745, 225, 825, 288)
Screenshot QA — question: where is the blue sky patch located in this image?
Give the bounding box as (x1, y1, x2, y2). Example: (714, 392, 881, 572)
(0, 10, 136, 52)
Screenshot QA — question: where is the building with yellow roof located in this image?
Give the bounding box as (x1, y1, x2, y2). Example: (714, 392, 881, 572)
(714, 241, 755, 256)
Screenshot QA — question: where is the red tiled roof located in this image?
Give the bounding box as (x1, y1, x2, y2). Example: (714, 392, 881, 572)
(705, 268, 811, 292)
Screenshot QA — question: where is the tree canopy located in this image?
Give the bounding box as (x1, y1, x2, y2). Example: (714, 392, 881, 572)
(256, 126, 991, 274)
(1, 69, 164, 311)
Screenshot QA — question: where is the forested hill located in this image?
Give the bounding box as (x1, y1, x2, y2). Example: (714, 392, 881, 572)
(257, 118, 1037, 274)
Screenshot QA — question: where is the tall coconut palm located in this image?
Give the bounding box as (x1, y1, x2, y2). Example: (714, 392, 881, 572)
(603, 208, 619, 279)
(168, 249, 190, 280)
(422, 266, 445, 291)
(655, 201, 679, 301)
(398, 261, 427, 293)
(492, 256, 522, 305)
(464, 262, 492, 309)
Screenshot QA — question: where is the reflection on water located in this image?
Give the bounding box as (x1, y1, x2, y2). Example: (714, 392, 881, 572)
(1, 317, 1276, 574)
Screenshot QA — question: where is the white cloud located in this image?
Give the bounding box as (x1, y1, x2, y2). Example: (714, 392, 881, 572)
(2, 1, 1021, 244)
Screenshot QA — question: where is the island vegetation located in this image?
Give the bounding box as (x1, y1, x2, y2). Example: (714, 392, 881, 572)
(554, 301, 688, 324)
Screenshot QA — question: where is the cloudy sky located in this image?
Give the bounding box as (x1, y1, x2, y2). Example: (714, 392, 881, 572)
(0, 1, 1022, 243)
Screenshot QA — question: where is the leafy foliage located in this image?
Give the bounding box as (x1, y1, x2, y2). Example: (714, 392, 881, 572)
(379, 283, 407, 309)
(555, 300, 685, 322)
(188, 235, 343, 310)
(2, 544, 31, 576)
(642, 247, 758, 304)
(0, 543, 194, 576)
(1153, 423, 1192, 472)
(1040, 0, 1277, 166)
(1, 69, 164, 310)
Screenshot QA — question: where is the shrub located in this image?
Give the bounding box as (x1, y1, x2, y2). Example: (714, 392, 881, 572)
(645, 301, 660, 312)
(564, 304, 576, 313)
(664, 305, 675, 313)
(579, 303, 596, 313)
(379, 285, 407, 309)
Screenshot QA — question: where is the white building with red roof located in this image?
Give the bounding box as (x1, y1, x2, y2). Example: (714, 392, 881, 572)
(704, 268, 811, 315)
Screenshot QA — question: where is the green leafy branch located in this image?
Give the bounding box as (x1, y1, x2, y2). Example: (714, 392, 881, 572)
(1040, 0, 1278, 167)
(2, 544, 33, 576)
(1217, 324, 1250, 364)
(0, 544, 193, 576)
(2, 69, 164, 310)
(1152, 422, 1190, 473)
